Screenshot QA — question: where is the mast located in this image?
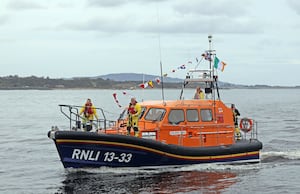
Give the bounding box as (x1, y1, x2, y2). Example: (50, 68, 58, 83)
(207, 35, 213, 99)
(160, 61, 165, 102)
(208, 34, 213, 76)
(208, 35, 217, 123)
(180, 35, 221, 101)
(207, 35, 220, 100)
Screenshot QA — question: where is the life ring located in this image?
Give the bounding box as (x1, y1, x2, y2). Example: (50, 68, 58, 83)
(239, 118, 253, 133)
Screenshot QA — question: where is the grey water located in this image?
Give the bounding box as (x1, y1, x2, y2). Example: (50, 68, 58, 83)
(0, 89, 300, 194)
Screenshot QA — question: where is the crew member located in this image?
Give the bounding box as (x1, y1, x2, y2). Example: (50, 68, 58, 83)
(127, 98, 141, 137)
(231, 104, 241, 140)
(79, 99, 98, 131)
(194, 87, 205, 99)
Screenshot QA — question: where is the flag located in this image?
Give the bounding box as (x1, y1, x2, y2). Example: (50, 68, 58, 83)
(139, 83, 145, 88)
(155, 77, 161, 84)
(112, 93, 122, 108)
(202, 52, 212, 61)
(122, 91, 134, 97)
(178, 64, 186, 69)
(214, 57, 227, 72)
(148, 80, 154, 88)
(139, 82, 148, 88)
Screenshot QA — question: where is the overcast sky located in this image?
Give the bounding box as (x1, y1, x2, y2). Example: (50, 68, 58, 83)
(0, 0, 300, 86)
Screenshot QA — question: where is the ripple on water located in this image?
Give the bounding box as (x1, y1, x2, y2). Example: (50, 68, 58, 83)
(1, 89, 300, 193)
(58, 167, 246, 194)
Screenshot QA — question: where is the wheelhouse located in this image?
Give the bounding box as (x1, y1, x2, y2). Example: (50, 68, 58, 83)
(111, 99, 236, 147)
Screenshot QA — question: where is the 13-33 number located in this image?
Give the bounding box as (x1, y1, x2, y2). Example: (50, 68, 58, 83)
(103, 152, 132, 163)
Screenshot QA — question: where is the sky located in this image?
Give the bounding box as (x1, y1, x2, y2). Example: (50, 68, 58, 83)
(0, 0, 300, 86)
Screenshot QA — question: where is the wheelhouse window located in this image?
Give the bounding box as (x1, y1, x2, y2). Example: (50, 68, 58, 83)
(145, 108, 165, 121)
(168, 109, 184, 124)
(187, 109, 199, 122)
(200, 109, 213, 122)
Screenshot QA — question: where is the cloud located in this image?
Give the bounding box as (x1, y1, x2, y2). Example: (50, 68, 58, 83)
(7, 0, 45, 10)
(0, 15, 10, 25)
(58, 14, 262, 35)
(73, 0, 259, 35)
(172, 0, 250, 17)
(58, 16, 135, 33)
(55, 2, 76, 9)
(87, 0, 169, 7)
(141, 17, 262, 34)
(87, 0, 128, 7)
(288, 0, 300, 15)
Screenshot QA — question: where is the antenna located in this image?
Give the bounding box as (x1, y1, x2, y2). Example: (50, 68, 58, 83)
(156, 3, 165, 103)
(142, 73, 145, 102)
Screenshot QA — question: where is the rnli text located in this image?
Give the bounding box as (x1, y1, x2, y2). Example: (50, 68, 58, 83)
(71, 149, 100, 161)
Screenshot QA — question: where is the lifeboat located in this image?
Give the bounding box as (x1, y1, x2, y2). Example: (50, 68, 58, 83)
(48, 36, 263, 168)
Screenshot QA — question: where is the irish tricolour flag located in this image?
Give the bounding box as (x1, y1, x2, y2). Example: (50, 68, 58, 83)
(214, 57, 227, 72)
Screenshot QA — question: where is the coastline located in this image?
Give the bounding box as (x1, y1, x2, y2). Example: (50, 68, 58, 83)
(1, 86, 299, 90)
(1, 75, 299, 90)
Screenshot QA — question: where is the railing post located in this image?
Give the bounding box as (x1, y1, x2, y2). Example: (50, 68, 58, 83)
(69, 106, 72, 130)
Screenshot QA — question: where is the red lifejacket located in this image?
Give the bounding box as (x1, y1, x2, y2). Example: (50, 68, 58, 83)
(84, 103, 94, 116)
(128, 103, 137, 114)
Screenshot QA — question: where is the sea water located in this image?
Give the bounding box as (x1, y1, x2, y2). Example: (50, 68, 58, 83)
(0, 89, 299, 194)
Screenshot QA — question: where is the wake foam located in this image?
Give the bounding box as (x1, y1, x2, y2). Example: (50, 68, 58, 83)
(65, 162, 261, 175)
(261, 150, 300, 163)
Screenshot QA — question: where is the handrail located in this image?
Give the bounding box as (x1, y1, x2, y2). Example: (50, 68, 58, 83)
(58, 104, 116, 132)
